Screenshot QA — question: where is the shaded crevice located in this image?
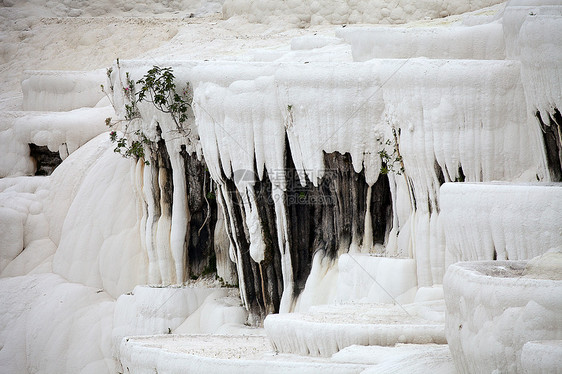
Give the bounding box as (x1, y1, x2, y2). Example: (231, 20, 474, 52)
(370, 173, 392, 245)
(434, 159, 445, 186)
(285, 149, 393, 299)
(536, 109, 562, 182)
(428, 195, 434, 214)
(429, 160, 443, 214)
(155, 129, 174, 208)
(210, 146, 394, 321)
(222, 179, 258, 304)
(320, 151, 362, 256)
(408, 178, 417, 210)
(217, 170, 282, 321)
(253, 169, 284, 315)
(180, 146, 218, 277)
(146, 144, 162, 278)
(28, 143, 62, 176)
(456, 165, 466, 182)
(284, 140, 317, 297)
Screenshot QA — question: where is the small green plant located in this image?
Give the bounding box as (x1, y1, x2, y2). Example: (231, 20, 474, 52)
(104, 68, 149, 164)
(123, 72, 140, 121)
(103, 61, 149, 164)
(378, 127, 405, 175)
(285, 104, 294, 129)
(136, 65, 192, 133)
(104, 67, 114, 92)
(103, 62, 193, 165)
(109, 129, 151, 164)
(378, 121, 415, 211)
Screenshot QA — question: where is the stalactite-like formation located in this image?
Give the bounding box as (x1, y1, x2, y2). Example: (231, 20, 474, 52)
(213, 147, 393, 319)
(140, 126, 218, 285)
(181, 147, 218, 276)
(217, 176, 277, 321)
(110, 11, 557, 320)
(536, 109, 562, 182)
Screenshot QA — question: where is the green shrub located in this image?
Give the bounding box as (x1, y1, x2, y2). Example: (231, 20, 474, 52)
(103, 63, 193, 165)
(379, 128, 405, 175)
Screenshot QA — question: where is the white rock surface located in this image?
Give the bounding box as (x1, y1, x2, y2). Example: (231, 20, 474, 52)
(347, 344, 456, 374)
(22, 70, 107, 111)
(51, 134, 148, 298)
(440, 182, 562, 265)
(338, 255, 418, 304)
(0, 1, 560, 373)
(0, 107, 112, 177)
(444, 256, 562, 374)
(338, 22, 505, 61)
(521, 340, 562, 374)
(0, 273, 116, 374)
(120, 334, 367, 374)
(265, 301, 446, 357)
(223, 0, 505, 25)
(0, 133, 247, 373)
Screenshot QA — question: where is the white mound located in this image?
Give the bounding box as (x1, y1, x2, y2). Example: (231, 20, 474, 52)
(119, 334, 367, 374)
(265, 301, 446, 357)
(444, 259, 562, 373)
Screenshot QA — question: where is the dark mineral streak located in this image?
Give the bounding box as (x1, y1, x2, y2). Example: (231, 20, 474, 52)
(536, 109, 562, 182)
(215, 145, 393, 321)
(152, 136, 393, 322)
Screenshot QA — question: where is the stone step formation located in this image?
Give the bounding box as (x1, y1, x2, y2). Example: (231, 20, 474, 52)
(0, 1, 560, 373)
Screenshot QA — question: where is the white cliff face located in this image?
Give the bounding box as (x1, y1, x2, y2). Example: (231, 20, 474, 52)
(0, 0, 561, 373)
(192, 56, 546, 291)
(0, 132, 244, 373)
(1, 133, 148, 293)
(0, 176, 51, 275)
(384, 57, 549, 285)
(441, 182, 562, 265)
(519, 14, 562, 181)
(519, 14, 562, 120)
(105, 0, 561, 314)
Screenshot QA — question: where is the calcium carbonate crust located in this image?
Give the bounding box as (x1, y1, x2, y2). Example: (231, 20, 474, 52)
(444, 259, 562, 374)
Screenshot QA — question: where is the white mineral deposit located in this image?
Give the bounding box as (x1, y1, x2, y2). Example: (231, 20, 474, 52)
(0, 0, 560, 373)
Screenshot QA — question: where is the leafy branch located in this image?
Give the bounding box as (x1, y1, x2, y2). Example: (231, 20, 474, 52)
(103, 63, 194, 165)
(136, 66, 192, 133)
(378, 127, 405, 175)
(378, 123, 416, 211)
(123, 71, 141, 121)
(103, 60, 150, 165)
(109, 129, 151, 164)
